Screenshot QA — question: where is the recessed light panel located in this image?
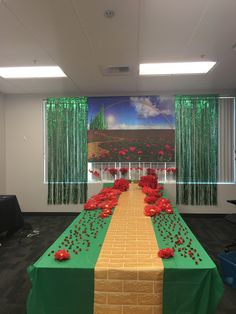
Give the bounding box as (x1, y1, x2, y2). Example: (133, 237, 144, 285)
(139, 62, 216, 75)
(0, 66, 67, 78)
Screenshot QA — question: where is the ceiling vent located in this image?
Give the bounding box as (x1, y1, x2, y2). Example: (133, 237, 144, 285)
(100, 66, 132, 76)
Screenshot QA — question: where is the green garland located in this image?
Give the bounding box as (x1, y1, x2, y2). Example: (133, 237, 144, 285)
(175, 95, 218, 205)
(46, 97, 88, 204)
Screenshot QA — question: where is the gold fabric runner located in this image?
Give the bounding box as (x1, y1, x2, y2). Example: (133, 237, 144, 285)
(94, 183, 164, 314)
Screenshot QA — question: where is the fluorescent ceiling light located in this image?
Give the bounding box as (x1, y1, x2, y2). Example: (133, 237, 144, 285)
(139, 62, 216, 75)
(0, 66, 67, 78)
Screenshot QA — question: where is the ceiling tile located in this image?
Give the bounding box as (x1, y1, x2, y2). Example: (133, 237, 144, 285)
(0, 4, 55, 66)
(72, 0, 139, 65)
(184, 0, 236, 60)
(139, 0, 207, 62)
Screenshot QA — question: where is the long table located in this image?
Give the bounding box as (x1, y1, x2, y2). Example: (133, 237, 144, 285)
(27, 184, 223, 314)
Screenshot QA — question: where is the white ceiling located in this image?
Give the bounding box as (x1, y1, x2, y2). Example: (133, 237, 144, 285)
(0, 0, 236, 96)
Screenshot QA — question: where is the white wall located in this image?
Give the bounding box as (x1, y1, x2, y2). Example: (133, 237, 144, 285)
(0, 93, 6, 194)
(5, 94, 101, 212)
(4, 94, 236, 213)
(164, 183, 236, 214)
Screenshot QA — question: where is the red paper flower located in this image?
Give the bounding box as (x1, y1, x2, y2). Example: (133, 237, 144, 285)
(139, 175, 157, 189)
(156, 198, 171, 211)
(158, 248, 174, 259)
(142, 186, 164, 201)
(108, 168, 118, 176)
(146, 168, 157, 177)
(99, 212, 109, 219)
(84, 200, 98, 210)
(54, 250, 70, 261)
(100, 187, 121, 195)
(144, 205, 159, 217)
(165, 207, 173, 214)
(98, 199, 117, 210)
(119, 167, 129, 175)
(89, 169, 100, 177)
(102, 208, 113, 215)
(166, 167, 176, 174)
(142, 186, 154, 194)
(93, 171, 100, 177)
(144, 196, 157, 204)
(113, 178, 129, 192)
(157, 198, 170, 205)
(156, 192, 163, 198)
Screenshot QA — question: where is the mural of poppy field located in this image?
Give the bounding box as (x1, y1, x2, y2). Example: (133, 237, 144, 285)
(88, 96, 175, 162)
(88, 129, 175, 162)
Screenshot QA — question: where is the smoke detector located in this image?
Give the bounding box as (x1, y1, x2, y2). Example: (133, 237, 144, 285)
(104, 9, 115, 18)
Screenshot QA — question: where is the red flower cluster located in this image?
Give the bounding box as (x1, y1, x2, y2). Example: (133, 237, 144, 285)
(101, 187, 122, 195)
(144, 196, 158, 204)
(99, 198, 118, 210)
(108, 168, 118, 176)
(156, 198, 173, 214)
(142, 182, 174, 216)
(166, 167, 176, 174)
(139, 175, 157, 189)
(89, 169, 100, 177)
(54, 249, 70, 261)
(142, 185, 163, 198)
(158, 248, 174, 259)
(84, 182, 129, 218)
(119, 167, 129, 175)
(146, 168, 157, 177)
(144, 205, 161, 217)
(84, 187, 121, 213)
(99, 208, 113, 219)
(84, 201, 98, 210)
(113, 178, 129, 192)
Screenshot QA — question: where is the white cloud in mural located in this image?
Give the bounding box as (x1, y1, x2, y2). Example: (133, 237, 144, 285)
(130, 97, 172, 118)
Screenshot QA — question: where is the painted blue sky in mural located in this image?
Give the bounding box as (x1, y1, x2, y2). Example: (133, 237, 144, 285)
(88, 96, 175, 129)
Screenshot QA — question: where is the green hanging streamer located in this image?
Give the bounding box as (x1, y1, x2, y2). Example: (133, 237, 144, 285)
(46, 97, 88, 204)
(175, 95, 218, 205)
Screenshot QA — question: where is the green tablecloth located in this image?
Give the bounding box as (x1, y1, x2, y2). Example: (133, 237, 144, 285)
(27, 187, 224, 314)
(151, 190, 224, 314)
(27, 209, 113, 314)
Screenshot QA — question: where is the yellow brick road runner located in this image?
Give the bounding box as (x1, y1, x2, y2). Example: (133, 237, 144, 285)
(94, 183, 164, 314)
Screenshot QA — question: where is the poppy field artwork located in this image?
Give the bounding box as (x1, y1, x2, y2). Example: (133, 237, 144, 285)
(88, 96, 175, 162)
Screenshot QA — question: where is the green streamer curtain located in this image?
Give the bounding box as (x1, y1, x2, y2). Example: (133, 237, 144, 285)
(46, 97, 88, 204)
(175, 95, 218, 205)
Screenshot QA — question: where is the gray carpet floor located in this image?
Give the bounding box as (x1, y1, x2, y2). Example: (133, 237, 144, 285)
(0, 214, 235, 314)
